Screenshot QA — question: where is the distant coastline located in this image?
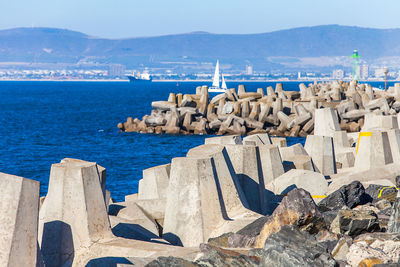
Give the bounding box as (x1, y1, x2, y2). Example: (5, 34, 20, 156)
(0, 78, 399, 82)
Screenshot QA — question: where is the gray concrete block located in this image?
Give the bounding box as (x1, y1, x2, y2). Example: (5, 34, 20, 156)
(265, 169, 328, 201)
(205, 135, 242, 145)
(305, 135, 337, 176)
(39, 160, 113, 266)
(354, 131, 393, 171)
(0, 173, 40, 267)
(242, 133, 272, 145)
(138, 164, 170, 200)
(314, 108, 340, 137)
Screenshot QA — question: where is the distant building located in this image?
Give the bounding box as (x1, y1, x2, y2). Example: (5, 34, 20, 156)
(374, 68, 387, 78)
(360, 64, 369, 80)
(108, 64, 126, 77)
(246, 65, 253, 75)
(332, 69, 344, 80)
(298, 72, 301, 79)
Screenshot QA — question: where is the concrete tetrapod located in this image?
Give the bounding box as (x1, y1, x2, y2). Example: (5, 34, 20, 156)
(39, 159, 199, 267)
(354, 131, 393, 171)
(204, 135, 243, 145)
(242, 133, 272, 145)
(265, 169, 328, 203)
(222, 144, 265, 214)
(164, 150, 262, 247)
(314, 108, 341, 137)
(138, 164, 170, 200)
(0, 173, 40, 267)
(305, 135, 337, 176)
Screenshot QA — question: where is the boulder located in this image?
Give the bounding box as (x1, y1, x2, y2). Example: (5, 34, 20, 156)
(260, 225, 337, 267)
(318, 181, 371, 212)
(387, 197, 400, 233)
(330, 209, 379, 236)
(255, 189, 325, 248)
(196, 244, 260, 266)
(346, 232, 400, 266)
(365, 184, 398, 203)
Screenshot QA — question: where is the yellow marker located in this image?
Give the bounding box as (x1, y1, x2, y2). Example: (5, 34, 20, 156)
(279, 194, 327, 198)
(356, 132, 372, 154)
(377, 186, 399, 198)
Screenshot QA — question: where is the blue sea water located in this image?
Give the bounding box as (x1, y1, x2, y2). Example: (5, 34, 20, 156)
(0, 80, 393, 201)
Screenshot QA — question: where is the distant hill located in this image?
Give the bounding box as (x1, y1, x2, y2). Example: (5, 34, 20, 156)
(1, 25, 400, 69)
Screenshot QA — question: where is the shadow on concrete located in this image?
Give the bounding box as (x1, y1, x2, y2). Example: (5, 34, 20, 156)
(41, 220, 74, 267)
(112, 223, 168, 244)
(162, 232, 183, 246)
(86, 256, 132, 267)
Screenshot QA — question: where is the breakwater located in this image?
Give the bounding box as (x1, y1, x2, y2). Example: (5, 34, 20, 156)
(118, 81, 400, 137)
(4, 111, 400, 265)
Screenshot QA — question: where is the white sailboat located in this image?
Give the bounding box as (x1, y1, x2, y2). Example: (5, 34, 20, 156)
(209, 60, 228, 93)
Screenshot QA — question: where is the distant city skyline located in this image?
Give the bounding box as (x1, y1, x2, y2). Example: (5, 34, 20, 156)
(1, 0, 400, 38)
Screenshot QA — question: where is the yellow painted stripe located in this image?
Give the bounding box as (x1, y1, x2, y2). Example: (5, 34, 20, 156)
(279, 194, 327, 198)
(356, 132, 372, 154)
(378, 186, 399, 198)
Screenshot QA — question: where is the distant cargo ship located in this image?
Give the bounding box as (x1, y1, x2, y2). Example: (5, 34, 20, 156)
(127, 71, 152, 84)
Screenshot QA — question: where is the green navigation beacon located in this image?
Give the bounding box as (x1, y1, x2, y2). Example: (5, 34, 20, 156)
(351, 50, 360, 81)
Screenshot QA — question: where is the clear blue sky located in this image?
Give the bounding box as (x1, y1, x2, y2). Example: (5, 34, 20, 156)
(1, 0, 399, 38)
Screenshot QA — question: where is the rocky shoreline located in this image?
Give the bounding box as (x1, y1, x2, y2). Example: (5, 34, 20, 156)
(3, 108, 400, 266)
(118, 81, 400, 137)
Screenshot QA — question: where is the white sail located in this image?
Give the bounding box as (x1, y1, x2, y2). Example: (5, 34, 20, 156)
(212, 60, 220, 87)
(221, 74, 227, 89)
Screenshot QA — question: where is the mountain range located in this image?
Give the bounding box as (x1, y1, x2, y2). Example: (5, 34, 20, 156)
(1, 25, 400, 70)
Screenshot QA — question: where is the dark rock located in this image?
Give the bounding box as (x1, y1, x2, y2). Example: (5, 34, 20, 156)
(315, 230, 340, 253)
(207, 216, 270, 248)
(207, 232, 233, 247)
(365, 184, 398, 203)
(227, 233, 256, 248)
(196, 243, 260, 267)
(260, 225, 337, 267)
(318, 181, 371, 212)
(322, 210, 340, 228)
(330, 209, 380, 237)
(145, 256, 199, 267)
(254, 188, 326, 248)
(236, 216, 269, 237)
(388, 197, 400, 233)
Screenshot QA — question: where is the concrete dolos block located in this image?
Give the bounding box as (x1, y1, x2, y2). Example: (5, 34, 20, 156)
(138, 164, 170, 200)
(314, 108, 340, 137)
(242, 133, 272, 145)
(164, 146, 261, 247)
(354, 131, 393, 171)
(265, 169, 328, 202)
(204, 135, 243, 145)
(224, 144, 284, 214)
(38, 159, 114, 266)
(0, 173, 40, 267)
(305, 135, 337, 176)
(163, 157, 224, 247)
(39, 159, 199, 267)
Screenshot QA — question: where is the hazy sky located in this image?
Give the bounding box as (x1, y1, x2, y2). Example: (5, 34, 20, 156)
(1, 0, 400, 38)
